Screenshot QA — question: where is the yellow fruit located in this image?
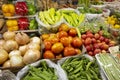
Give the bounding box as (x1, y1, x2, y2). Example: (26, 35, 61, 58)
(2, 4, 9, 13)
(8, 4, 15, 14)
(110, 20, 115, 25)
(8, 26, 19, 31)
(6, 20, 13, 27)
(12, 20, 18, 26)
(3, 13, 12, 17)
(114, 24, 120, 29)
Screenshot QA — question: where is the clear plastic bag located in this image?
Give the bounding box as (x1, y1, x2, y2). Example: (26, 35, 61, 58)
(16, 59, 66, 80)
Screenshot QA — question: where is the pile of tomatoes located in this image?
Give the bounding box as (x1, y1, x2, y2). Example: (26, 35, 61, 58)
(41, 23, 83, 59)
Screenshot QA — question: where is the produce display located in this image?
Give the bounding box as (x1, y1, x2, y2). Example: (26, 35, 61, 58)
(0, 31, 41, 68)
(79, 21, 116, 56)
(6, 18, 38, 31)
(42, 23, 83, 59)
(0, 0, 120, 80)
(60, 56, 101, 80)
(106, 15, 120, 29)
(22, 61, 58, 80)
(59, 9, 85, 27)
(2, 4, 15, 17)
(38, 8, 62, 25)
(2, 1, 36, 17)
(106, 15, 120, 42)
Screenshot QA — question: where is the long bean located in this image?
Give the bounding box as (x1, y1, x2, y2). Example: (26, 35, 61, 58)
(98, 53, 120, 80)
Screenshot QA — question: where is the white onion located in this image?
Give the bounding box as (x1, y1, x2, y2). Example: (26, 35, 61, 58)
(30, 37, 41, 44)
(0, 40, 5, 49)
(9, 50, 21, 58)
(3, 60, 11, 68)
(3, 40, 18, 52)
(3, 31, 15, 40)
(27, 43, 41, 50)
(0, 49, 9, 65)
(23, 49, 41, 64)
(15, 32, 30, 45)
(0, 39, 5, 46)
(19, 45, 28, 56)
(10, 55, 24, 67)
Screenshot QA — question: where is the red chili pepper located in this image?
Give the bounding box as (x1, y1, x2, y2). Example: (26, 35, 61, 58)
(18, 17, 29, 30)
(15, 2, 28, 16)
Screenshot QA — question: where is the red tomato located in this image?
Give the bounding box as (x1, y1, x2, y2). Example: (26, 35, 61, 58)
(72, 37, 82, 48)
(51, 42, 64, 54)
(43, 50, 55, 59)
(59, 31, 68, 38)
(41, 34, 50, 40)
(60, 37, 70, 47)
(75, 48, 82, 55)
(68, 36, 73, 45)
(59, 23, 70, 32)
(68, 28, 77, 37)
(64, 47, 76, 57)
(56, 54, 63, 59)
(44, 41, 52, 50)
(50, 37, 59, 44)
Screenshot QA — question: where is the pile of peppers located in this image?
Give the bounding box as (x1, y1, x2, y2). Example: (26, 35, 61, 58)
(18, 17, 29, 30)
(15, 1, 36, 16)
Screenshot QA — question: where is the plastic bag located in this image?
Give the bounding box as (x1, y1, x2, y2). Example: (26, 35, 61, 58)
(16, 59, 66, 80)
(0, 70, 16, 80)
(36, 12, 64, 34)
(57, 54, 94, 80)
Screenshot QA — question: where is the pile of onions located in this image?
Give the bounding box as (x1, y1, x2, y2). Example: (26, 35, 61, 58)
(3, 40, 18, 52)
(23, 49, 41, 64)
(3, 31, 15, 40)
(15, 32, 30, 45)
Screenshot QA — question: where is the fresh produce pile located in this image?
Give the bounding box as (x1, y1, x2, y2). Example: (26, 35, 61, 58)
(0, 0, 120, 80)
(79, 22, 116, 56)
(59, 9, 85, 27)
(106, 15, 120, 29)
(38, 8, 62, 25)
(96, 53, 120, 80)
(0, 31, 41, 68)
(106, 15, 120, 42)
(2, 1, 36, 17)
(42, 23, 83, 59)
(22, 61, 58, 80)
(61, 56, 101, 80)
(6, 18, 38, 31)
